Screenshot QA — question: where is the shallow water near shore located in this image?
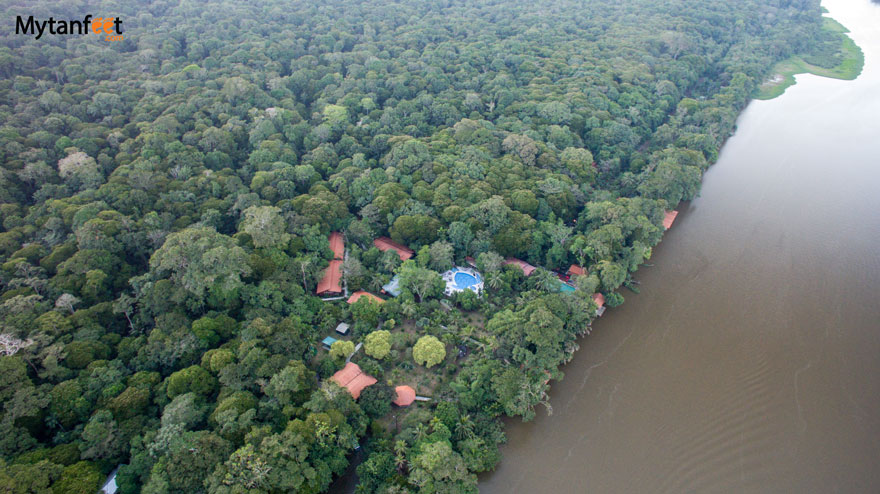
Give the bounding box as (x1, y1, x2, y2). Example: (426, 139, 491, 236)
(479, 0, 880, 492)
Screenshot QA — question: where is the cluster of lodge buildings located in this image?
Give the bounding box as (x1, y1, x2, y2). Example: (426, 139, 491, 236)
(314, 232, 387, 302)
(318, 209, 678, 306)
(562, 210, 677, 317)
(329, 362, 416, 406)
(317, 234, 417, 298)
(316, 211, 684, 408)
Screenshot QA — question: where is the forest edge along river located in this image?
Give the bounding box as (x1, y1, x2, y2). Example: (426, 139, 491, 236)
(478, 0, 880, 492)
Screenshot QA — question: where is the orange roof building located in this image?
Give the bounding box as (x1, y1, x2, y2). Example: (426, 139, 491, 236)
(330, 362, 377, 400)
(503, 257, 536, 277)
(662, 210, 679, 230)
(316, 260, 343, 295)
(592, 292, 606, 317)
(568, 264, 586, 277)
(329, 232, 344, 260)
(373, 237, 414, 261)
(393, 385, 416, 407)
(347, 290, 384, 305)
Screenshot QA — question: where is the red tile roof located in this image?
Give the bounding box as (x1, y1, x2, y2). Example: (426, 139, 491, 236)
(347, 290, 384, 305)
(662, 210, 678, 230)
(347, 374, 378, 400)
(503, 258, 536, 276)
(568, 264, 586, 276)
(330, 362, 361, 387)
(373, 237, 414, 261)
(592, 293, 605, 309)
(329, 232, 344, 260)
(316, 260, 343, 295)
(330, 362, 377, 400)
(393, 385, 416, 407)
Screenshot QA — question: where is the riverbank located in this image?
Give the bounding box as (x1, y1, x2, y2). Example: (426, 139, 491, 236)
(480, 0, 880, 490)
(756, 17, 864, 99)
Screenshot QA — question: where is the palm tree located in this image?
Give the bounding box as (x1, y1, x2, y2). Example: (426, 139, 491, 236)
(455, 413, 477, 441)
(394, 440, 409, 474)
(401, 299, 419, 319)
(368, 276, 385, 293)
(412, 423, 428, 443)
(485, 270, 503, 290)
(531, 268, 559, 292)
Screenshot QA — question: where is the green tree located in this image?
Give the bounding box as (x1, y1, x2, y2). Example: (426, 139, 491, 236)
(166, 365, 217, 398)
(51, 461, 103, 494)
(144, 431, 230, 494)
(398, 261, 445, 302)
(413, 335, 446, 368)
(329, 340, 355, 360)
(560, 147, 596, 182)
(0, 459, 63, 494)
(364, 330, 392, 360)
(408, 441, 477, 494)
(265, 361, 314, 406)
(359, 383, 393, 418)
(239, 205, 290, 249)
(428, 241, 455, 272)
(148, 227, 251, 309)
(80, 410, 127, 462)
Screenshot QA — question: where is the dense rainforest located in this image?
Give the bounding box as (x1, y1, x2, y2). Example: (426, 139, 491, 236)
(0, 0, 833, 493)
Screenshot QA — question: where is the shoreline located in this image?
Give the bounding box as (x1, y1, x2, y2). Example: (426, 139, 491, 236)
(480, 5, 868, 491)
(756, 16, 864, 100)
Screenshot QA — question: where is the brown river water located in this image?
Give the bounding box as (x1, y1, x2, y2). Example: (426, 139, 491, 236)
(479, 0, 880, 492)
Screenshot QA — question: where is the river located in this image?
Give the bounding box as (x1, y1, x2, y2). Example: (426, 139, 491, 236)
(479, 0, 880, 492)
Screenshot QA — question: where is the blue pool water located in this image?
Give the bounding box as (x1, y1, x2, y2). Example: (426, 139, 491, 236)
(453, 271, 480, 288)
(558, 281, 575, 292)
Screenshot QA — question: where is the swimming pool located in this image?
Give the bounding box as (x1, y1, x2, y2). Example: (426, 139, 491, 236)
(558, 281, 575, 292)
(442, 267, 484, 295)
(453, 271, 481, 289)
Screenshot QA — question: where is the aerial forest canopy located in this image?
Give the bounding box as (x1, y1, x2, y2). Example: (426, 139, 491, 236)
(0, 0, 828, 492)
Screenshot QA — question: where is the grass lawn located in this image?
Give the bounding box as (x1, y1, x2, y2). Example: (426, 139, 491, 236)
(755, 17, 864, 100)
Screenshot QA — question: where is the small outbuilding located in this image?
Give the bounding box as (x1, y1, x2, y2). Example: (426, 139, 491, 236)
(382, 275, 402, 297)
(393, 385, 416, 407)
(322, 336, 338, 350)
(98, 467, 120, 494)
(592, 293, 606, 317)
(662, 210, 679, 230)
(567, 264, 586, 277)
(347, 290, 385, 305)
(335, 322, 350, 336)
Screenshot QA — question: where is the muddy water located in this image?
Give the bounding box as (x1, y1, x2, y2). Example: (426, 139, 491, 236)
(480, 1, 880, 492)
